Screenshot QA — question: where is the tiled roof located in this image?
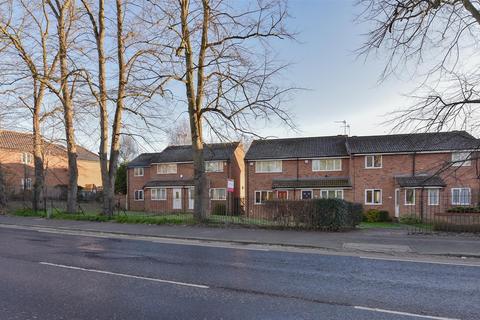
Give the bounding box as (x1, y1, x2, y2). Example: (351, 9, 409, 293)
(144, 180, 194, 188)
(245, 135, 348, 160)
(129, 142, 239, 168)
(346, 131, 478, 154)
(272, 177, 352, 189)
(395, 176, 446, 187)
(0, 130, 98, 161)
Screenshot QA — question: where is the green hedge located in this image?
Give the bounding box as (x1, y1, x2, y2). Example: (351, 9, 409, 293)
(364, 209, 391, 222)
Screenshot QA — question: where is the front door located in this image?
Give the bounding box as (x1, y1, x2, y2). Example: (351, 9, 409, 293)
(173, 188, 182, 210)
(395, 188, 400, 218)
(188, 187, 194, 210)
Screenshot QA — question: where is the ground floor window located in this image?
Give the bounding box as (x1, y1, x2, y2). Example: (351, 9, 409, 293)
(255, 190, 273, 204)
(365, 189, 382, 205)
(210, 188, 227, 200)
(428, 189, 440, 206)
(151, 188, 167, 200)
(301, 190, 312, 200)
(21, 178, 32, 190)
(451, 188, 470, 205)
(277, 190, 288, 200)
(405, 188, 415, 205)
(320, 189, 343, 199)
(134, 189, 144, 201)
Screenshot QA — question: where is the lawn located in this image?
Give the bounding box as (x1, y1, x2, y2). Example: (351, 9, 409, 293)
(358, 222, 405, 229)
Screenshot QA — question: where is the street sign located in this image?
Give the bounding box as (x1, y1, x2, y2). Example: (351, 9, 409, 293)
(227, 179, 234, 192)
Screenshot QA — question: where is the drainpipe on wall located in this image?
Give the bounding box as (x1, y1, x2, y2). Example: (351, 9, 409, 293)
(125, 168, 129, 211)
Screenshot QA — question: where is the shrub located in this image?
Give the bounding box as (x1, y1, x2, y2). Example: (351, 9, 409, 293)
(364, 209, 391, 222)
(399, 214, 422, 225)
(447, 206, 480, 213)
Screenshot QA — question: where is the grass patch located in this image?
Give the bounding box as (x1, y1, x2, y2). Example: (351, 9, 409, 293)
(115, 214, 195, 225)
(358, 222, 404, 229)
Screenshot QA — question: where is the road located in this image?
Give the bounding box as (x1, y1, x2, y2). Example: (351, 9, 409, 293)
(0, 226, 478, 320)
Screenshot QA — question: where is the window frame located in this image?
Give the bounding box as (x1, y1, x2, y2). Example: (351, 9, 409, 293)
(134, 189, 144, 201)
(427, 188, 440, 206)
(312, 158, 342, 172)
(21, 152, 33, 165)
(320, 189, 344, 199)
(133, 167, 144, 177)
(255, 160, 282, 173)
(404, 188, 416, 206)
(276, 190, 289, 200)
(157, 163, 177, 174)
(301, 189, 313, 200)
(451, 152, 472, 167)
(451, 188, 471, 205)
(21, 178, 32, 190)
(151, 188, 167, 201)
(365, 189, 382, 205)
(205, 161, 224, 173)
(365, 155, 382, 169)
(210, 188, 227, 200)
(254, 190, 274, 205)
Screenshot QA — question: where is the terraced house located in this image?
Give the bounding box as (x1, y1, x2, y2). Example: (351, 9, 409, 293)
(127, 143, 245, 213)
(245, 131, 480, 218)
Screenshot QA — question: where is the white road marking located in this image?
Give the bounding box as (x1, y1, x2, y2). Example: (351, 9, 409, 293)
(39, 262, 209, 289)
(359, 255, 480, 267)
(354, 306, 460, 320)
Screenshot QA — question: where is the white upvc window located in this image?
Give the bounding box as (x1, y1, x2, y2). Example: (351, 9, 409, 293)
(312, 159, 342, 171)
(428, 188, 440, 206)
(365, 155, 382, 168)
(134, 190, 144, 201)
(451, 152, 471, 166)
(151, 188, 167, 200)
(320, 189, 344, 199)
(210, 188, 226, 200)
(133, 167, 144, 176)
(205, 161, 223, 172)
(255, 160, 282, 173)
(365, 189, 382, 205)
(255, 190, 273, 204)
(157, 163, 177, 174)
(405, 188, 415, 205)
(21, 178, 32, 190)
(451, 188, 471, 205)
(21, 152, 33, 165)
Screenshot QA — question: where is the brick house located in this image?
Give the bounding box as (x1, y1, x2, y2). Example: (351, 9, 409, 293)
(245, 131, 480, 218)
(0, 130, 102, 198)
(127, 142, 245, 213)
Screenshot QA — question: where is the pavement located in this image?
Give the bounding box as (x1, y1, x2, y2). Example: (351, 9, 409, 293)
(0, 214, 479, 258)
(1, 224, 479, 319)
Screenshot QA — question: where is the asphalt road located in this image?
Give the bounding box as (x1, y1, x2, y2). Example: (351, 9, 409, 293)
(0, 226, 478, 320)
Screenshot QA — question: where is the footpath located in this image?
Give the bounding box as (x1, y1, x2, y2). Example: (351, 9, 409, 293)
(0, 215, 479, 258)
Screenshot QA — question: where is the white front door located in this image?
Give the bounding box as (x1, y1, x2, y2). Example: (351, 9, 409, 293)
(395, 188, 400, 218)
(173, 188, 182, 209)
(188, 187, 194, 210)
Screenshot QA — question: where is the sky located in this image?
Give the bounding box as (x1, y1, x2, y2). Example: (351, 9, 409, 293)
(261, 0, 418, 138)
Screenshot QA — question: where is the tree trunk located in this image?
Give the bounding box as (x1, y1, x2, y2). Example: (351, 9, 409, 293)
(32, 90, 45, 213)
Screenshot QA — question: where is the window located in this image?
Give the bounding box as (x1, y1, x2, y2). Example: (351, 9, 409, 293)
(451, 188, 470, 205)
(205, 161, 223, 172)
(320, 189, 344, 199)
(312, 159, 341, 171)
(301, 190, 313, 200)
(133, 167, 144, 176)
(21, 152, 33, 165)
(365, 189, 382, 205)
(365, 155, 382, 168)
(210, 188, 226, 200)
(255, 190, 273, 204)
(255, 160, 282, 173)
(151, 188, 166, 200)
(134, 190, 144, 201)
(277, 190, 288, 200)
(428, 189, 440, 206)
(405, 188, 415, 205)
(452, 152, 471, 166)
(157, 163, 177, 174)
(21, 178, 32, 190)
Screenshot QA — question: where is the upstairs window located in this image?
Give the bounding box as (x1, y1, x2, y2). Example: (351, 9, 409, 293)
(133, 167, 144, 176)
(255, 160, 282, 173)
(451, 152, 471, 166)
(365, 155, 382, 169)
(205, 161, 223, 172)
(312, 159, 341, 171)
(21, 152, 33, 165)
(157, 163, 177, 174)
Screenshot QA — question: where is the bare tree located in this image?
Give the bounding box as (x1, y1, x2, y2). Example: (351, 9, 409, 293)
(358, 0, 480, 133)
(146, 0, 295, 220)
(119, 135, 138, 163)
(167, 119, 191, 145)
